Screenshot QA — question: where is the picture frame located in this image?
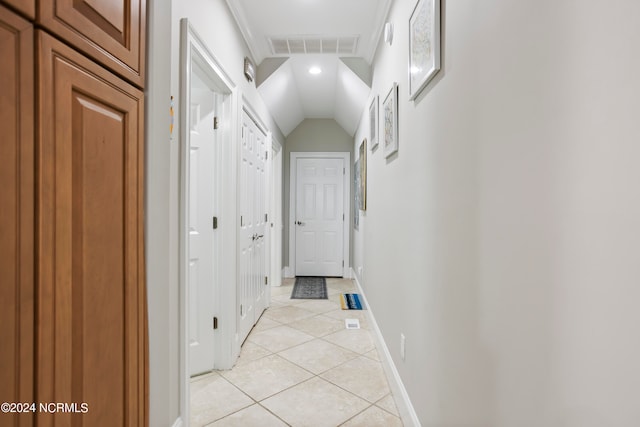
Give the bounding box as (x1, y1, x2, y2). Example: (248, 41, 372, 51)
(408, 0, 440, 100)
(383, 83, 398, 158)
(369, 96, 379, 150)
(353, 159, 360, 230)
(359, 139, 367, 210)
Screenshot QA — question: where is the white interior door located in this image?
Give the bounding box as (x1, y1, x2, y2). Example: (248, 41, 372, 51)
(188, 64, 218, 376)
(238, 110, 268, 344)
(295, 158, 344, 276)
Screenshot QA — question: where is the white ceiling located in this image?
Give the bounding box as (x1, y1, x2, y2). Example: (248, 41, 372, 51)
(226, 0, 393, 136)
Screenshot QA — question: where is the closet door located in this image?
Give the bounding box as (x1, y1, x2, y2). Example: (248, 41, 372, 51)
(37, 31, 146, 426)
(0, 5, 34, 426)
(37, 0, 146, 86)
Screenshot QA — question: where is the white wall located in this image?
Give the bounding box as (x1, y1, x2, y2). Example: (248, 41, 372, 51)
(283, 119, 354, 272)
(145, 0, 180, 425)
(355, 0, 640, 425)
(145, 0, 285, 424)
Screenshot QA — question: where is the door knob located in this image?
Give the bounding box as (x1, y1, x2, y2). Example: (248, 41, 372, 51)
(296, 221, 304, 226)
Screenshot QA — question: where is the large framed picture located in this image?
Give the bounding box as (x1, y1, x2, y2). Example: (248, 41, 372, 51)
(383, 82, 398, 158)
(359, 139, 367, 210)
(369, 96, 378, 150)
(408, 0, 441, 100)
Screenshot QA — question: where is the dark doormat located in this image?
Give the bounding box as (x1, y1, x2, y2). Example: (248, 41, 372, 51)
(291, 276, 328, 299)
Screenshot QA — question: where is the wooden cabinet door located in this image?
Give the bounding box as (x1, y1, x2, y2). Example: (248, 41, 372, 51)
(0, 5, 34, 427)
(37, 0, 145, 87)
(37, 30, 147, 426)
(0, 0, 35, 19)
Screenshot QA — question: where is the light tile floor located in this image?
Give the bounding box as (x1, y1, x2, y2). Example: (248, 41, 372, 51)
(190, 278, 404, 427)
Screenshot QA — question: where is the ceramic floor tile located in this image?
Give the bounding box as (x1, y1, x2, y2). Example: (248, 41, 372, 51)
(234, 341, 272, 367)
(293, 299, 342, 314)
(247, 325, 315, 353)
(263, 305, 316, 324)
(261, 377, 370, 427)
(340, 405, 403, 427)
(220, 354, 313, 401)
(375, 394, 400, 417)
(190, 373, 253, 426)
(278, 338, 358, 374)
(288, 314, 345, 337)
(363, 348, 381, 362)
(323, 328, 375, 354)
(250, 315, 282, 333)
(321, 356, 390, 403)
(207, 404, 288, 426)
(270, 284, 294, 297)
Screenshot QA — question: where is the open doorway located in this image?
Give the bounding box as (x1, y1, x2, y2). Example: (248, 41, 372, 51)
(178, 19, 238, 423)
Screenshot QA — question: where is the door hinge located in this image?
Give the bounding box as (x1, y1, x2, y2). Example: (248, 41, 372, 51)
(240, 215, 243, 226)
(265, 213, 268, 222)
(265, 151, 268, 160)
(343, 213, 345, 221)
(343, 167, 345, 175)
(213, 317, 218, 330)
(213, 216, 218, 229)
(342, 260, 344, 267)
(265, 276, 268, 285)
(240, 305, 243, 316)
(213, 116, 219, 130)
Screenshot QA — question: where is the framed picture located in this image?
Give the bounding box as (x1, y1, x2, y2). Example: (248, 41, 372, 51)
(359, 139, 367, 210)
(353, 159, 360, 230)
(408, 0, 441, 100)
(369, 96, 379, 150)
(383, 83, 398, 158)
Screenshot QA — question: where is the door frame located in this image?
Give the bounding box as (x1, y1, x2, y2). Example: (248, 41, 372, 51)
(288, 152, 351, 278)
(178, 19, 239, 424)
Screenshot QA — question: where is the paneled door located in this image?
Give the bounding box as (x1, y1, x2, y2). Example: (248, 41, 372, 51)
(295, 158, 344, 277)
(238, 110, 268, 344)
(37, 31, 146, 426)
(188, 64, 219, 376)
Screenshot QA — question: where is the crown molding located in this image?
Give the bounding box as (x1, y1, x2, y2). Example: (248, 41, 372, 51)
(224, 0, 264, 63)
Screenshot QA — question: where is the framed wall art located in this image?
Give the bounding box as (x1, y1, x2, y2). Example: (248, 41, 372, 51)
(359, 139, 367, 210)
(383, 82, 398, 158)
(408, 0, 441, 100)
(369, 96, 379, 150)
(354, 159, 360, 230)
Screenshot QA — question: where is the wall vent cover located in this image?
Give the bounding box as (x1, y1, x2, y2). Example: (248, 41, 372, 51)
(268, 35, 359, 55)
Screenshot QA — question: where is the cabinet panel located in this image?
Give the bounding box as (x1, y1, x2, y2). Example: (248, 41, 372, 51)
(0, 5, 34, 426)
(37, 30, 146, 426)
(38, 0, 146, 87)
(0, 0, 35, 20)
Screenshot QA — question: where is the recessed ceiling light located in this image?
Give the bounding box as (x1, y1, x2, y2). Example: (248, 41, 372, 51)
(309, 66, 322, 75)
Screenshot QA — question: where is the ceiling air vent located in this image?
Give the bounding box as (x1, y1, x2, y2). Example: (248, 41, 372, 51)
(268, 35, 359, 55)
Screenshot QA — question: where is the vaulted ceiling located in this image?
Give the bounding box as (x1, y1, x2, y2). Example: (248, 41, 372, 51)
(225, 0, 394, 136)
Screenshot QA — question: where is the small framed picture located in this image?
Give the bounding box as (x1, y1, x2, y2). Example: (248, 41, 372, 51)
(383, 83, 398, 158)
(408, 0, 441, 100)
(359, 139, 367, 210)
(369, 96, 379, 150)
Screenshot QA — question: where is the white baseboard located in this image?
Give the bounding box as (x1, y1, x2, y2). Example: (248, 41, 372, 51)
(284, 266, 294, 278)
(354, 276, 421, 427)
(171, 417, 183, 427)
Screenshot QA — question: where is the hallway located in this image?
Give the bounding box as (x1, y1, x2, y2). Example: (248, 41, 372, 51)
(190, 279, 403, 426)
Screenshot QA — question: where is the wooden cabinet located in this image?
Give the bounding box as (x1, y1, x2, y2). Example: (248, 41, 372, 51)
(0, 5, 34, 426)
(38, 0, 146, 87)
(1, 0, 34, 19)
(1, 2, 147, 426)
(36, 31, 146, 426)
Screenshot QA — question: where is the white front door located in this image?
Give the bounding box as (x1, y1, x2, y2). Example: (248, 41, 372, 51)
(188, 65, 218, 376)
(295, 158, 344, 277)
(238, 110, 268, 344)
